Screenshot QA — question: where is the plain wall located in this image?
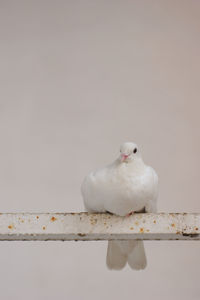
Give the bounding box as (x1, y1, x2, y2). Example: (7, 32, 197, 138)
(0, 1, 200, 299)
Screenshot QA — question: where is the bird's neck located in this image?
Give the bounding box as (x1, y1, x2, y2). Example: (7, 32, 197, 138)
(115, 157, 146, 174)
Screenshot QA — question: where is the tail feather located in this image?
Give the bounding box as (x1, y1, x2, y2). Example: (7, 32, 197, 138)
(106, 240, 147, 270)
(106, 241, 127, 270)
(127, 240, 147, 270)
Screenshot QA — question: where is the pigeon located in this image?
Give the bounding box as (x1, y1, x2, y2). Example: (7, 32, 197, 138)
(81, 142, 158, 270)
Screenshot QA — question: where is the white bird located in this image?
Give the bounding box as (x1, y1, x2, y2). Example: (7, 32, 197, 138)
(81, 142, 158, 270)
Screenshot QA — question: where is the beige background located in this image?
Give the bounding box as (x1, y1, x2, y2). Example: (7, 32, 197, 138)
(0, 0, 200, 299)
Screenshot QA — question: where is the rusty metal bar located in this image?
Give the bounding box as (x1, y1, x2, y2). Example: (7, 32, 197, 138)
(0, 213, 199, 241)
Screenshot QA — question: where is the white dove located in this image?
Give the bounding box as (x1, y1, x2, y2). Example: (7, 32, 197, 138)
(81, 142, 158, 270)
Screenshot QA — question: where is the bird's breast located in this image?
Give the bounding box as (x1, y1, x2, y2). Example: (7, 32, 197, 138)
(82, 165, 157, 217)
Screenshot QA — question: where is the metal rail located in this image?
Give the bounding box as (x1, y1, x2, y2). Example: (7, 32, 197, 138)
(0, 213, 199, 241)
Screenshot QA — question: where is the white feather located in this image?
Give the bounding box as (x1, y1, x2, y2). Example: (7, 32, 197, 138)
(81, 142, 158, 270)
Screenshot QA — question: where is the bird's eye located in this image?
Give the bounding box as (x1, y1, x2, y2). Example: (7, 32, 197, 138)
(133, 148, 137, 154)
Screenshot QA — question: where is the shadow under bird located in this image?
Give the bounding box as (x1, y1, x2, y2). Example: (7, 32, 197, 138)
(81, 142, 158, 270)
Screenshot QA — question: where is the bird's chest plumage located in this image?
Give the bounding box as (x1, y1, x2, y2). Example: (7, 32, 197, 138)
(102, 170, 144, 213)
(87, 164, 153, 216)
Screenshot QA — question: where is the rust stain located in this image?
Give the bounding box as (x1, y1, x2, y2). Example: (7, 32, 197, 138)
(90, 218, 97, 225)
(130, 227, 134, 230)
(140, 228, 144, 233)
(195, 227, 198, 231)
(135, 221, 139, 226)
(8, 224, 13, 229)
(36, 216, 39, 219)
(171, 223, 175, 227)
(51, 216, 57, 222)
(153, 220, 156, 224)
(104, 222, 107, 225)
(182, 232, 199, 238)
(78, 233, 86, 237)
(146, 229, 150, 232)
(42, 226, 46, 230)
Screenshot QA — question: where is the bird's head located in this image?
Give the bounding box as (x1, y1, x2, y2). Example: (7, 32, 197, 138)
(119, 142, 141, 163)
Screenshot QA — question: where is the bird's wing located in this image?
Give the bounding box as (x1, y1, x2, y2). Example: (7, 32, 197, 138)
(81, 168, 108, 212)
(145, 166, 158, 213)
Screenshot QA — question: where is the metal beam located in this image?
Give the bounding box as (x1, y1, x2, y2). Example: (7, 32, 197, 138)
(0, 213, 199, 241)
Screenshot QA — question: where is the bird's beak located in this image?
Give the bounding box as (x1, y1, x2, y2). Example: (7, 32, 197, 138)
(121, 154, 129, 162)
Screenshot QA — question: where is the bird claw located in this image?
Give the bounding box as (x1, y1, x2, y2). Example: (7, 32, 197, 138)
(126, 211, 135, 217)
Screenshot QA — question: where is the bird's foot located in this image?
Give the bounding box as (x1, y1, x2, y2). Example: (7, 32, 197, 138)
(126, 211, 135, 217)
(106, 211, 114, 215)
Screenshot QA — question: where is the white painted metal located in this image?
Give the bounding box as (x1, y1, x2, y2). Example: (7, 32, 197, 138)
(0, 213, 199, 241)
